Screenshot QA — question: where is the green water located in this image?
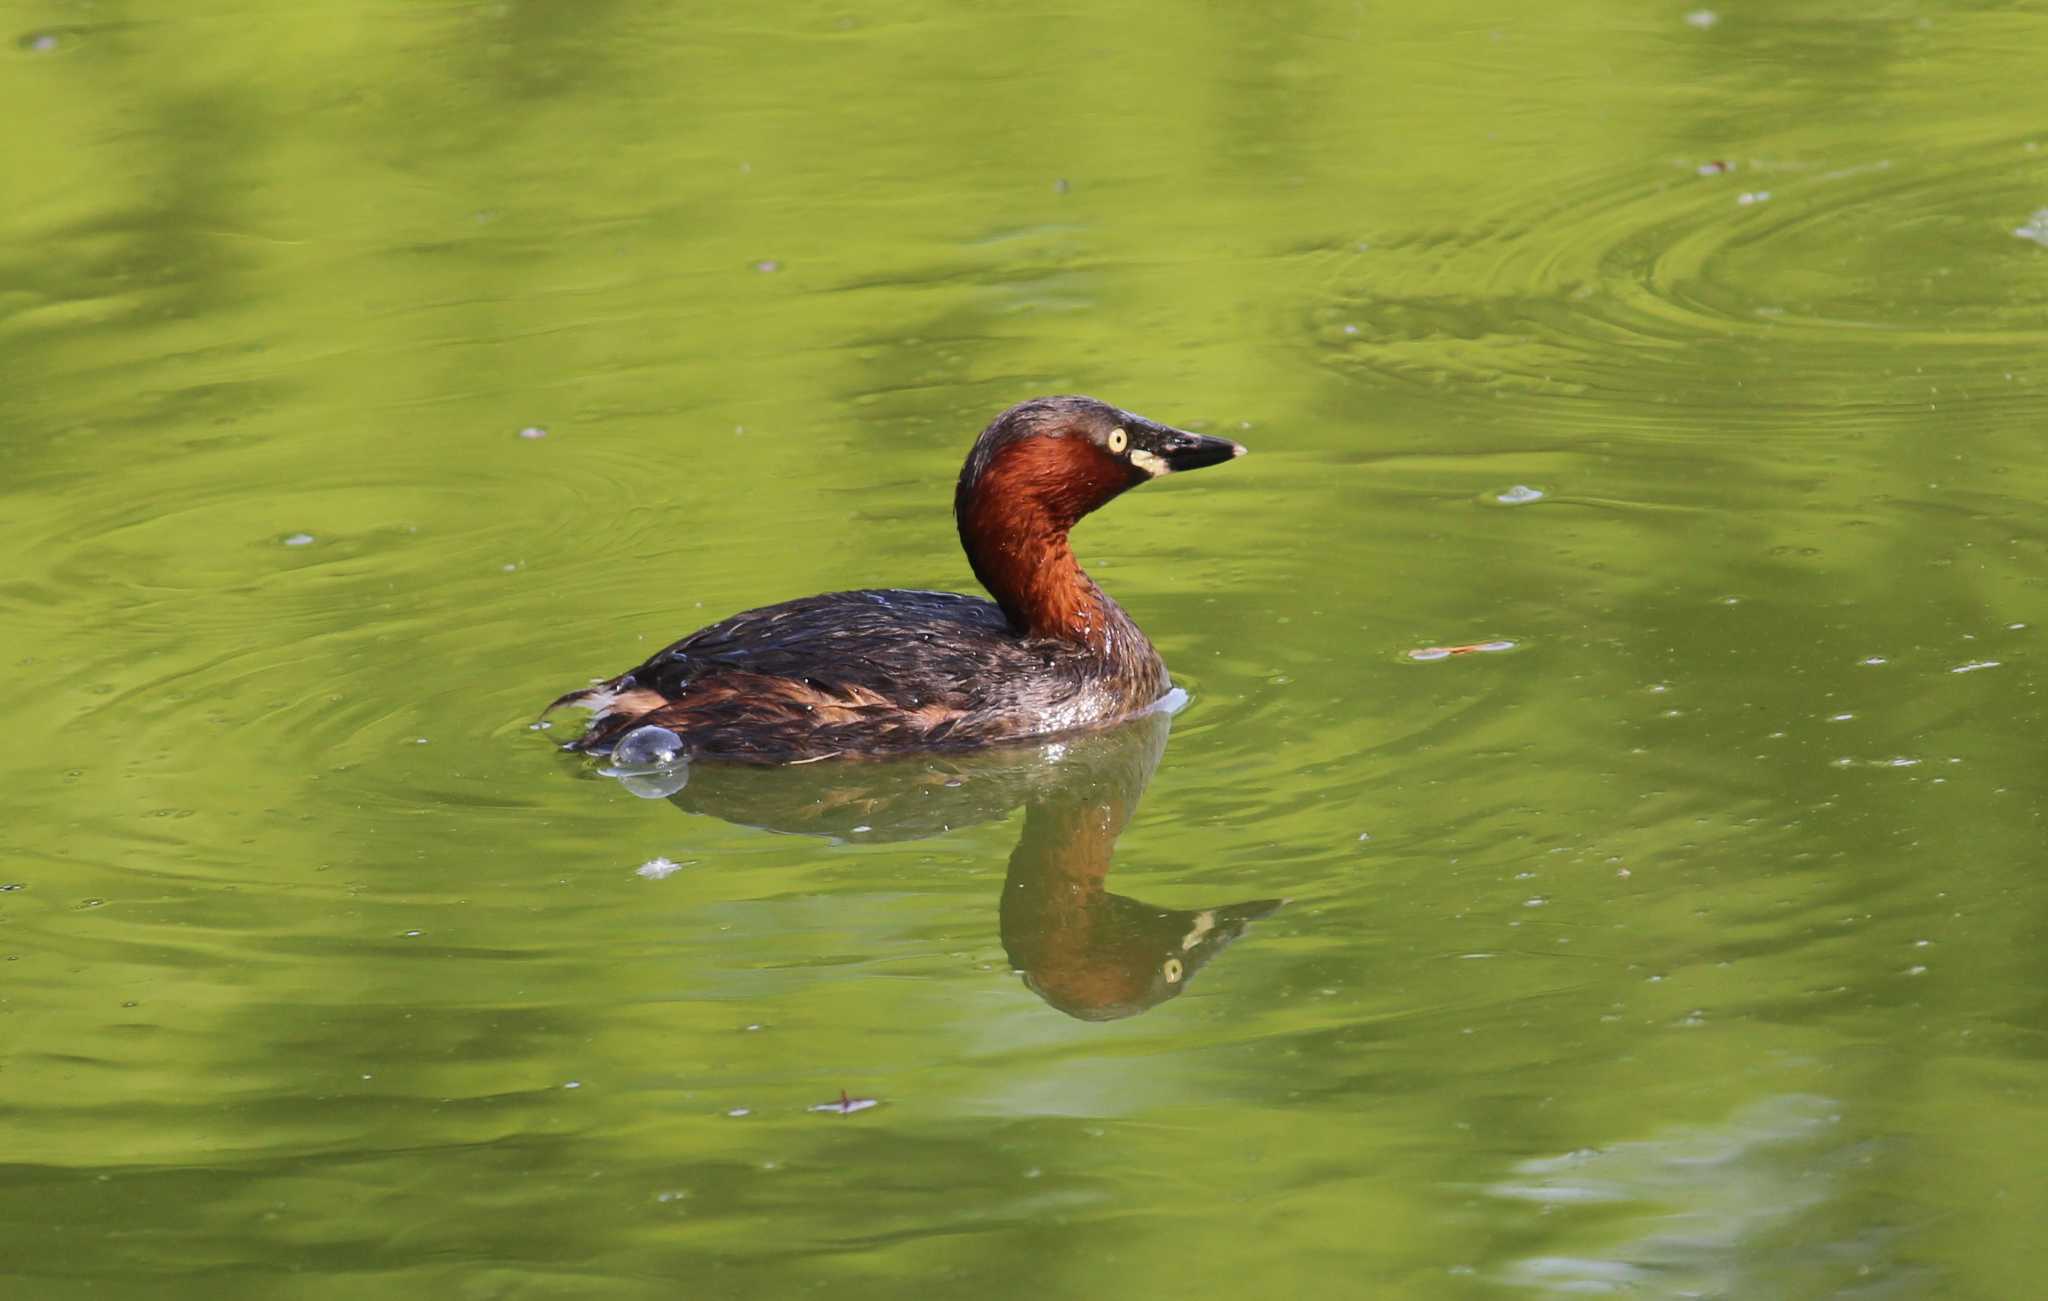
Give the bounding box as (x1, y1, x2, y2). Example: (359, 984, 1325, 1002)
(6, 1, 2048, 1295)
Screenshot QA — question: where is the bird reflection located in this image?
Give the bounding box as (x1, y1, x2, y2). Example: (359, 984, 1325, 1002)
(615, 708, 1281, 1020)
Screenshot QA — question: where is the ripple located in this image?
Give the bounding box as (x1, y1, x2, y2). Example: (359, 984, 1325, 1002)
(1310, 135, 2048, 430)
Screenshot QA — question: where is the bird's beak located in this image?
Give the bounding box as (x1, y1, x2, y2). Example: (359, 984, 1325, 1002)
(1127, 418, 1248, 477)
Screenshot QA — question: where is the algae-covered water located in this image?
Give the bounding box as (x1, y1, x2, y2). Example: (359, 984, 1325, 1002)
(6, 2, 2048, 1296)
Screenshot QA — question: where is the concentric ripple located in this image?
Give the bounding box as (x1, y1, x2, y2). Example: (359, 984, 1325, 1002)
(1311, 134, 2048, 430)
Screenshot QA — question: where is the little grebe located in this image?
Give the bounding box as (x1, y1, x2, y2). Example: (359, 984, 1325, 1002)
(544, 395, 1245, 761)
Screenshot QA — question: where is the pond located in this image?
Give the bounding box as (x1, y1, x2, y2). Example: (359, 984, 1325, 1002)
(4, 2, 2047, 1296)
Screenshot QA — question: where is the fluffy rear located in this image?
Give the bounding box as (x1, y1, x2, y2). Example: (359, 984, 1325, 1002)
(540, 677, 668, 753)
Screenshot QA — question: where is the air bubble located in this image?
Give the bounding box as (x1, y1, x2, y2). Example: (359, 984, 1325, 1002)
(614, 724, 684, 767)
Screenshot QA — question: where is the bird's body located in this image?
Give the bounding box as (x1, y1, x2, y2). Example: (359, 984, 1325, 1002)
(546, 396, 1244, 763)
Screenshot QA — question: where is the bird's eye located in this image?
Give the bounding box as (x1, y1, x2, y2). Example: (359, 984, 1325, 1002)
(1108, 427, 1129, 454)
(1162, 957, 1184, 983)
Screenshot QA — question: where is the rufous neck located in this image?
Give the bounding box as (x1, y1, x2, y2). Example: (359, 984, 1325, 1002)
(959, 497, 1110, 646)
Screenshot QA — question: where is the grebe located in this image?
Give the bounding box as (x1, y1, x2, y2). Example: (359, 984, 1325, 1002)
(544, 395, 1245, 761)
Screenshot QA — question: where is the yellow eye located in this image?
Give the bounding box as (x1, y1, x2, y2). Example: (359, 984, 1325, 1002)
(1162, 957, 1184, 983)
(1107, 427, 1129, 455)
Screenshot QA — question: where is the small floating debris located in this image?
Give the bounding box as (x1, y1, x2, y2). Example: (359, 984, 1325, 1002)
(1684, 9, 1719, 29)
(753, 258, 781, 273)
(1950, 660, 2001, 674)
(1495, 484, 1545, 505)
(1696, 159, 1733, 176)
(2015, 209, 2048, 247)
(810, 1090, 879, 1115)
(517, 425, 548, 440)
(24, 32, 59, 52)
(726, 1107, 751, 1118)
(1409, 640, 1517, 662)
(1737, 190, 1772, 205)
(282, 532, 316, 547)
(636, 856, 685, 881)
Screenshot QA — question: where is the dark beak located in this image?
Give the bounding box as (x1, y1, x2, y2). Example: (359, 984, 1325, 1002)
(1131, 419, 1248, 474)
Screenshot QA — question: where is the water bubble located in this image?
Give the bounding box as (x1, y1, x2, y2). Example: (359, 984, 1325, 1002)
(635, 856, 685, 881)
(618, 769, 689, 799)
(1737, 190, 1772, 205)
(282, 533, 316, 547)
(1684, 9, 1719, 28)
(1496, 484, 1545, 505)
(24, 32, 59, 52)
(2014, 209, 2048, 247)
(517, 426, 548, 440)
(614, 724, 684, 767)
(753, 259, 781, 273)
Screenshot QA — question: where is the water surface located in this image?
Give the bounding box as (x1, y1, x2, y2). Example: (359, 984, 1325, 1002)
(5, 2, 2048, 1296)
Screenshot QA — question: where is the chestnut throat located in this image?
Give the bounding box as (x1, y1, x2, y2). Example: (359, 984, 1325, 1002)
(956, 441, 1138, 654)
